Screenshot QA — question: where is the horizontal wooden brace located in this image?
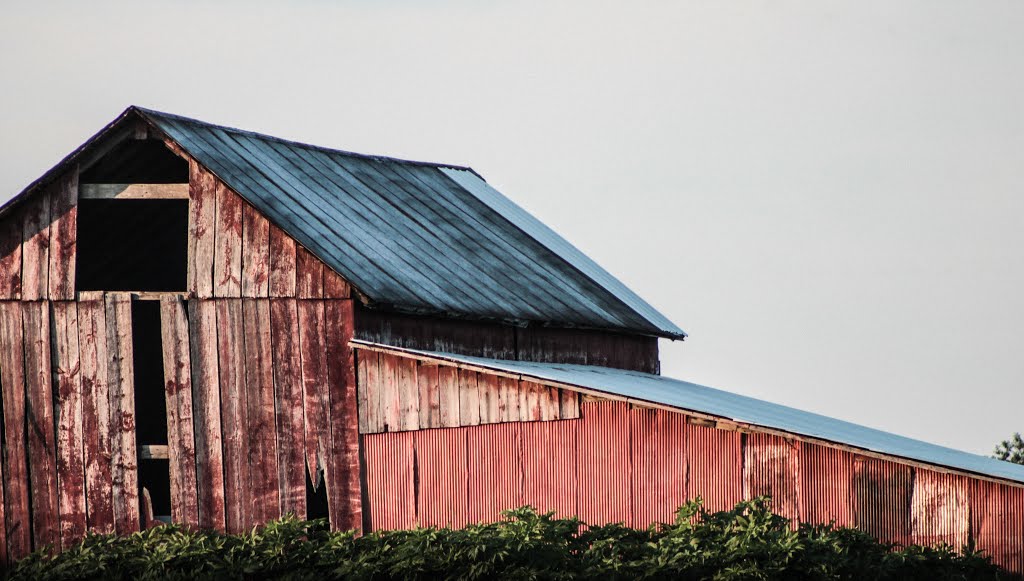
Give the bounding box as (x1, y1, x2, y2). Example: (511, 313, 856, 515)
(79, 183, 189, 200)
(138, 445, 168, 460)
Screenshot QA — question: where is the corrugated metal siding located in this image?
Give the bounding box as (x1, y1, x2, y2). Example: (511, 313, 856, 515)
(413, 428, 469, 529)
(743, 434, 800, 525)
(972, 481, 1024, 573)
(853, 457, 913, 546)
(117, 108, 682, 339)
(800, 443, 853, 527)
(385, 347, 1024, 486)
(467, 423, 524, 524)
(358, 396, 1024, 576)
(577, 401, 632, 525)
(630, 407, 687, 527)
(910, 469, 969, 548)
(520, 420, 578, 519)
(362, 432, 415, 531)
(687, 422, 743, 513)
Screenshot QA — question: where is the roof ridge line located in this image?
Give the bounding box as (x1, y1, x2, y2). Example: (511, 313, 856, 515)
(132, 105, 483, 178)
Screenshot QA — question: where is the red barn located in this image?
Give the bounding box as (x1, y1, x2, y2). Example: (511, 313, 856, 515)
(0, 106, 1021, 572)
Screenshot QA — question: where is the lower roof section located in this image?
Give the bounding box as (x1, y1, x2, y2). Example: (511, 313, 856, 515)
(352, 340, 1024, 486)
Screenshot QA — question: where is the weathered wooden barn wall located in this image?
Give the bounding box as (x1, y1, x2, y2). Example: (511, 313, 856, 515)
(355, 306, 660, 374)
(0, 150, 363, 561)
(357, 350, 1024, 575)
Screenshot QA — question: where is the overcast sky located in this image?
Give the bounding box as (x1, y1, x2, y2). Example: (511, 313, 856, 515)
(2, 0, 1022, 456)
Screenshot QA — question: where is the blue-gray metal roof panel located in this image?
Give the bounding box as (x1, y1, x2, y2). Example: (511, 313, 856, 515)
(132, 107, 684, 338)
(386, 345, 1024, 485)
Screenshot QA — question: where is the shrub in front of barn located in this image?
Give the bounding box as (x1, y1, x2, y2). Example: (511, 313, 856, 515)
(4, 497, 1002, 581)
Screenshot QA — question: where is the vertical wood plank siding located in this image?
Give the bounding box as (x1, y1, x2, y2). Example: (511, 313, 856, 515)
(105, 293, 140, 534)
(187, 301, 226, 530)
(270, 299, 306, 519)
(24, 302, 60, 549)
(215, 299, 252, 533)
(0, 302, 31, 558)
(52, 301, 87, 546)
(324, 299, 362, 532)
(160, 297, 199, 527)
(78, 295, 114, 534)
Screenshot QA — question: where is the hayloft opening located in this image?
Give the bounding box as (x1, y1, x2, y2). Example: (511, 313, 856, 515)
(76, 199, 188, 292)
(132, 300, 172, 523)
(80, 139, 188, 184)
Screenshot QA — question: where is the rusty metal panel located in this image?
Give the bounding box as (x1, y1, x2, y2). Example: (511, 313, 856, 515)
(362, 432, 415, 531)
(413, 428, 469, 529)
(972, 480, 1024, 574)
(800, 442, 853, 527)
(630, 407, 687, 527)
(577, 401, 632, 525)
(743, 433, 800, 524)
(686, 422, 742, 513)
(910, 468, 969, 549)
(853, 456, 913, 546)
(466, 423, 523, 524)
(521, 419, 578, 519)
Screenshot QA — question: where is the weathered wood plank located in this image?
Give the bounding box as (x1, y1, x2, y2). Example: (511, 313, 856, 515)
(23, 302, 59, 549)
(215, 299, 251, 534)
(362, 349, 383, 434)
(0, 207, 23, 299)
(78, 183, 189, 200)
(540, 386, 560, 421)
(213, 181, 243, 298)
(396, 355, 418, 431)
(47, 170, 78, 300)
(380, 353, 401, 432)
(243, 299, 280, 523)
(356, 351, 370, 434)
(21, 193, 50, 301)
(188, 162, 217, 298)
(295, 245, 323, 299)
(187, 300, 226, 530)
(0, 444, 6, 563)
(437, 365, 460, 428)
(498, 376, 519, 422)
(270, 299, 306, 518)
(160, 297, 199, 527)
(268, 225, 296, 298)
(298, 300, 329, 488)
(519, 380, 543, 421)
(139, 445, 169, 460)
(105, 294, 139, 534)
(0, 302, 31, 557)
(52, 301, 87, 546)
(458, 369, 480, 426)
(477, 373, 500, 424)
(324, 300, 361, 531)
(417, 362, 441, 429)
(77, 294, 114, 534)
(560, 389, 580, 419)
(241, 205, 270, 298)
(323, 268, 350, 299)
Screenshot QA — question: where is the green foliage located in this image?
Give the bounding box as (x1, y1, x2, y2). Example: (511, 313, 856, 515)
(994, 433, 1024, 465)
(4, 498, 1004, 581)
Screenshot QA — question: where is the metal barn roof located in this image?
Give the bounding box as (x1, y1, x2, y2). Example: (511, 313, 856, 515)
(126, 107, 683, 339)
(365, 343, 1024, 485)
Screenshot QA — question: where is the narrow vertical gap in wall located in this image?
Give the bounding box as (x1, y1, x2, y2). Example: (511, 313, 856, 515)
(132, 300, 171, 523)
(305, 468, 329, 526)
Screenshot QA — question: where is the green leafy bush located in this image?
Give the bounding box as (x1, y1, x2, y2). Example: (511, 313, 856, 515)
(4, 497, 1004, 580)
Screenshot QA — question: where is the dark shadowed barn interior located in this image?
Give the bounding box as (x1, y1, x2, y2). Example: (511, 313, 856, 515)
(0, 106, 1021, 573)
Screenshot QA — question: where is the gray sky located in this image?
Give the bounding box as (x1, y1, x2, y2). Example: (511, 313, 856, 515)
(2, 0, 1022, 456)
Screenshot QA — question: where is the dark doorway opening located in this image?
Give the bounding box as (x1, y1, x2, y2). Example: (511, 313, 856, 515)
(76, 199, 188, 292)
(132, 300, 171, 522)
